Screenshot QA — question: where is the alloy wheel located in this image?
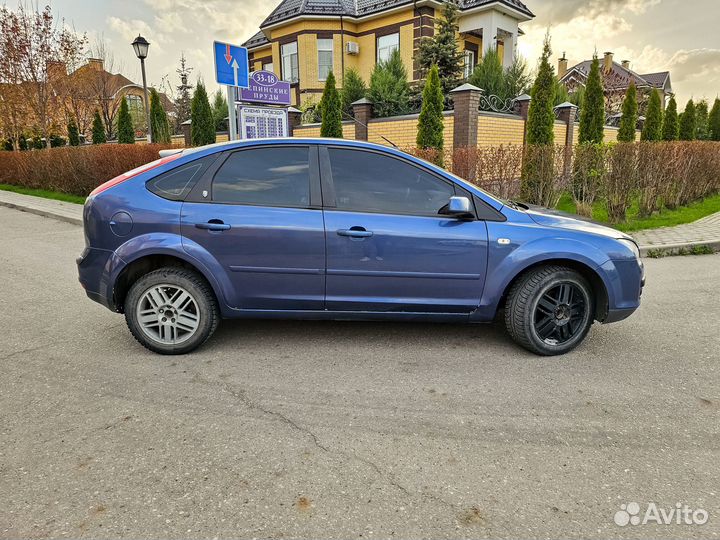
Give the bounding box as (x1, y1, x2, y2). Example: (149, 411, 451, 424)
(136, 284, 200, 345)
(533, 282, 588, 346)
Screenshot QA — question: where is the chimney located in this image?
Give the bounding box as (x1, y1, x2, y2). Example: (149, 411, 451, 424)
(603, 51, 613, 73)
(621, 59, 630, 70)
(558, 52, 568, 79)
(87, 58, 104, 71)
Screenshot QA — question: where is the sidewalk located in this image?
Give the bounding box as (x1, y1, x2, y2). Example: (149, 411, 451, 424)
(0, 189, 83, 226)
(632, 212, 720, 256)
(1, 188, 719, 256)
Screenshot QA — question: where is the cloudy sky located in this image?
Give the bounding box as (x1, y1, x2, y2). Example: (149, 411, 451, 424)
(53, 0, 719, 106)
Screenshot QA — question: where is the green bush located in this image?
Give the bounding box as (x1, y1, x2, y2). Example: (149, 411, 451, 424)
(341, 68, 367, 117)
(367, 49, 410, 118)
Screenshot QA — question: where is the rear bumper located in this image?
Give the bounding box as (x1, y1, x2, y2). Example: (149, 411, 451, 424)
(76, 247, 122, 311)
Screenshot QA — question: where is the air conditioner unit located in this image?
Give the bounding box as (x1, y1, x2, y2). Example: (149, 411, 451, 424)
(346, 41, 359, 55)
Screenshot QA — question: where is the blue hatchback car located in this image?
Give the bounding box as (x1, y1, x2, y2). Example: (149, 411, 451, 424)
(77, 138, 644, 356)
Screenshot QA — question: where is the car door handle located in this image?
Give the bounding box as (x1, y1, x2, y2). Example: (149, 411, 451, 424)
(195, 220, 231, 231)
(337, 227, 373, 238)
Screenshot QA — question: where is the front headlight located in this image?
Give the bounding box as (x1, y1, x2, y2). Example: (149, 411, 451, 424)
(618, 238, 641, 260)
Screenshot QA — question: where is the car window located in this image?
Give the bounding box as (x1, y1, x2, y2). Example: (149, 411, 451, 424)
(146, 155, 215, 201)
(327, 148, 454, 215)
(212, 147, 310, 207)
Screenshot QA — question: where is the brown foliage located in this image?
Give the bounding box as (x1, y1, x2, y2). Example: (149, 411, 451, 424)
(0, 144, 175, 196)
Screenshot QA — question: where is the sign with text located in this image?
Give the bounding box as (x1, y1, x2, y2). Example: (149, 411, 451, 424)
(238, 71, 291, 105)
(239, 106, 289, 139)
(213, 41, 249, 88)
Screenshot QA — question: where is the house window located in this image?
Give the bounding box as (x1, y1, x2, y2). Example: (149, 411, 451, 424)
(464, 50, 475, 78)
(281, 42, 299, 83)
(377, 33, 399, 64)
(317, 38, 334, 81)
(263, 62, 274, 74)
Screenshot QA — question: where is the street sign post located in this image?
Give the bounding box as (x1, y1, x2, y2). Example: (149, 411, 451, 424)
(213, 41, 249, 141)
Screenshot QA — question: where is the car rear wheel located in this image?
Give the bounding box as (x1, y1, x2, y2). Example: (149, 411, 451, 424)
(505, 265, 594, 356)
(125, 267, 219, 355)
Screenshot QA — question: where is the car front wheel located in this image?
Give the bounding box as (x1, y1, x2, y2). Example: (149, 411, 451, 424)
(124, 267, 219, 355)
(505, 265, 594, 356)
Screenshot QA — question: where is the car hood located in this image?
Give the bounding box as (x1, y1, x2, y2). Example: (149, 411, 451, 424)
(525, 207, 632, 241)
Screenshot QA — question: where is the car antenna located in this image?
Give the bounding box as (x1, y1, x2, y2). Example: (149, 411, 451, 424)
(340, 110, 399, 149)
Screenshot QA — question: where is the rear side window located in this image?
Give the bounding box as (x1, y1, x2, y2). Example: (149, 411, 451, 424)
(146, 155, 215, 201)
(327, 148, 454, 216)
(212, 147, 310, 207)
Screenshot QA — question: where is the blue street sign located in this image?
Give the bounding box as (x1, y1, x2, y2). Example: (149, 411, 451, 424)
(213, 41, 249, 88)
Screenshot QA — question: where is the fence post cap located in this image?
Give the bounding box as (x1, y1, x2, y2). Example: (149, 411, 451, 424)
(554, 101, 578, 110)
(515, 93, 532, 102)
(450, 83, 483, 94)
(351, 97, 373, 106)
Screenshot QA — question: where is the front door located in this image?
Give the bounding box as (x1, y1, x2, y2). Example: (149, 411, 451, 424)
(321, 146, 488, 313)
(181, 145, 325, 311)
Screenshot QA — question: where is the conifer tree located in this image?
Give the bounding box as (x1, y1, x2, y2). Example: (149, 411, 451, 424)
(320, 71, 343, 138)
(579, 55, 605, 144)
(67, 118, 80, 146)
(618, 81, 638, 142)
(150, 89, 171, 144)
(678, 99, 696, 141)
(191, 81, 215, 146)
(368, 49, 411, 118)
(694, 100, 709, 140)
(641, 89, 662, 141)
(525, 36, 555, 146)
(341, 68, 367, 117)
(416, 64, 444, 164)
(91, 110, 106, 144)
(709, 98, 720, 141)
(416, 1, 465, 94)
(117, 97, 135, 144)
(662, 96, 679, 141)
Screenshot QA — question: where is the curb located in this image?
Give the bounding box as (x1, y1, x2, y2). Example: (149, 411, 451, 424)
(639, 240, 720, 258)
(0, 199, 83, 227)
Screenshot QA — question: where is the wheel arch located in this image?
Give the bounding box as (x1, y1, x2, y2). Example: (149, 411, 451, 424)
(113, 253, 221, 313)
(499, 258, 609, 322)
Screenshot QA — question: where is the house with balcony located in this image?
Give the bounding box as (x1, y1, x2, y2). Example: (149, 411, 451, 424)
(242, 0, 535, 107)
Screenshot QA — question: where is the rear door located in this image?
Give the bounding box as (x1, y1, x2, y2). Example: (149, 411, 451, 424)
(181, 144, 325, 311)
(321, 146, 488, 313)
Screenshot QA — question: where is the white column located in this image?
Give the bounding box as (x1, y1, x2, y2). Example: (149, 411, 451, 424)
(503, 32, 516, 66)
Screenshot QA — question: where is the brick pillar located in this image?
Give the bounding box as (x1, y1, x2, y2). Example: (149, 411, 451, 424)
(554, 101, 578, 178)
(181, 120, 191, 147)
(515, 93, 531, 144)
(352, 98, 373, 141)
(449, 83, 482, 149)
(287, 106, 302, 137)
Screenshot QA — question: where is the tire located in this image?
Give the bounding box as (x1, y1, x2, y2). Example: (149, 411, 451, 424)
(124, 267, 220, 355)
(505, 265, 594, 356)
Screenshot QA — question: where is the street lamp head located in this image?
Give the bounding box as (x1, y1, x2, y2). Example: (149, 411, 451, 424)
(132, 35, 150, 60)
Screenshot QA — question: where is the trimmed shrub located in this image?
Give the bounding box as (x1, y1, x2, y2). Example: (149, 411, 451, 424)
(618, 82, 638, 142)
(579, 56, 605, 144)
(150, 89, 171, 144)
(678, 99, 696, 141)
(662, 96, 679, 141)
(0, 143, 175, 197)
(641, 90, 662, 141)
(191, 81, 215, 147)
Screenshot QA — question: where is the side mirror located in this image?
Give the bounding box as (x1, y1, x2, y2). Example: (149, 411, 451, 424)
(441, 196, 474, 218)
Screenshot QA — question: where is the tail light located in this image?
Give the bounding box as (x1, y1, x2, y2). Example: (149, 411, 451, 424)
(89, 153, 182, 197)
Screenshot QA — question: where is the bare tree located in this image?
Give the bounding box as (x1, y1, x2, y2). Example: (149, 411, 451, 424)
(87, 38, 125, 140)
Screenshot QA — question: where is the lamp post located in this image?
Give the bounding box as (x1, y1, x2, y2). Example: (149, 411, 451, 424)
(132, 34, 153, 143)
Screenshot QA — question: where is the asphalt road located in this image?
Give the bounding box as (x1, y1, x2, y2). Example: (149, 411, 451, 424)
(1, 205, 719, 540)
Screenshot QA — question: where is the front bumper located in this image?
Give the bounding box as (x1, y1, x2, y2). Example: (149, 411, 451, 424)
(599, 258, 645, 324)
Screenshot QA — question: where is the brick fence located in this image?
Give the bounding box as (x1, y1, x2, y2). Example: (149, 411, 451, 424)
(290, 83, 623, 151)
